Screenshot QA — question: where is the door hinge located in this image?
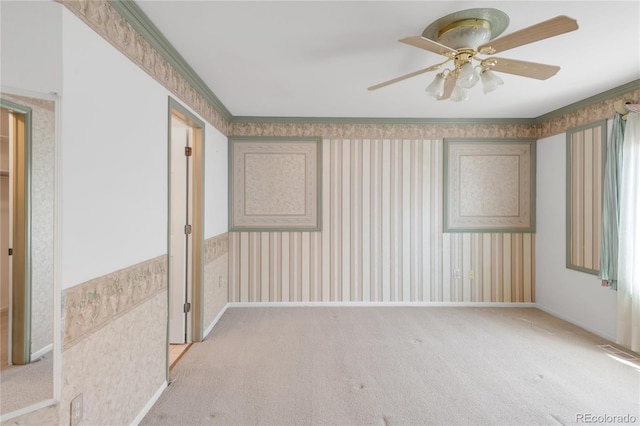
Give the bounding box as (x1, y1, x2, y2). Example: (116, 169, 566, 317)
(183, 302, 191, 313)
(8, 248, 12, 256)
(184, 146, 192, 157)
(184, 224, 192, 235)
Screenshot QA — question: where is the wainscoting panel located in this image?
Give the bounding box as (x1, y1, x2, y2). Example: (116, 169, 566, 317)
(229, 139, 535, 303)
(60, 256, 167, 425)
(203, 233, 229, 329)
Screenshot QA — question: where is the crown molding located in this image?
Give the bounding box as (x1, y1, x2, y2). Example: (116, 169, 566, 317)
(107, 0, 233, 121)
(230, 116, 534, 126)
(533, 79, 640, 124)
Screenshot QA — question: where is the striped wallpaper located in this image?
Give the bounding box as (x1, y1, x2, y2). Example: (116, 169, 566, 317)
(567, 122, 605, 274)
(229, 139, 535, 303)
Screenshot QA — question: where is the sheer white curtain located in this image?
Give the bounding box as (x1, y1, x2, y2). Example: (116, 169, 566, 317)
(617, 110, 640, 352)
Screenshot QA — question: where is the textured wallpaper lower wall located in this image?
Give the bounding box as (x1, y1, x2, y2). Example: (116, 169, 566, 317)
(229, 139, 535, 303)
(60, 291, 166, 425)
(204, 233, 229, 329)
(59, 256, 168, 425)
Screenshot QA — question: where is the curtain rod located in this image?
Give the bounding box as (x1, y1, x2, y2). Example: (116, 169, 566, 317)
(614, 98, 639, 120)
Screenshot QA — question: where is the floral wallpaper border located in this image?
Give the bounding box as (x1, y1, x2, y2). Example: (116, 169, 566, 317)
(228, 122, 540, 140)
(62, 255, 167, 350)
(538, 89, 640, 139)
(61, 235, 227, 352)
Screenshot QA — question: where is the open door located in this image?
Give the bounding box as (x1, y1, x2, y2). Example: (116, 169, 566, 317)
(169, 122, 192, 344)
(167, 98, 204, 355)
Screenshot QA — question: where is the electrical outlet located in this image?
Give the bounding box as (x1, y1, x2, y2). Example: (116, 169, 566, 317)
(70, 393, 83, 426)
(468, 270, 475, 280)
(453, 269, 461, 279)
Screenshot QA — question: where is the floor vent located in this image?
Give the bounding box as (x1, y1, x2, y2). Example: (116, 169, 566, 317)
(598, 344, 640, 364)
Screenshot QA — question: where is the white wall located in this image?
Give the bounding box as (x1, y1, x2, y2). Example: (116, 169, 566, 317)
(61, 8, 228, 288)
(54, 8, 230, 425)
(61, 11, 170, 288)
(536, 132, 617, 341)
(0, 1, 62, 94)
(204, 125, 227, 239)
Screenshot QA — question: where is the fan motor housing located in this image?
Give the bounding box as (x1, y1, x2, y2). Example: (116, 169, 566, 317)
(422, 8, 510, 49)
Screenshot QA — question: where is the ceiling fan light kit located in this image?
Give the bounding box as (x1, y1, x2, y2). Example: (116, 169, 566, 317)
(480, 69, 504, 94)
(425, 72, 446, 98)
(369, 8, 578, 102)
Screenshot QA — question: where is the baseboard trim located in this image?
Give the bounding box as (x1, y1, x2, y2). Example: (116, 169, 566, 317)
(203, 303, 230, 339)
(0, 398, 57, 423)
(534, 304, 617, 342)
(31, 343, 53, 361)
(227, 301, 537, 308)
(131, 380, 167, 426)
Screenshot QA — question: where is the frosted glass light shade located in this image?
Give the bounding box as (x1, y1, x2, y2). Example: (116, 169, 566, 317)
(457, 62, 479, 89)
(425, 73, 446, 98)
(480, 69, 504, 94)
(451, 85, 469, 102)
(438, 25, 492, 50)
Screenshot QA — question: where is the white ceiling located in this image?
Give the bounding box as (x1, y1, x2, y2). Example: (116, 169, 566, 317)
(135, 1, 639, 119)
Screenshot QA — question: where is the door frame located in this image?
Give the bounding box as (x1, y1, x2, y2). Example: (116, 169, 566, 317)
(1, 99, 32, 366)
(166, 97, 205, 374)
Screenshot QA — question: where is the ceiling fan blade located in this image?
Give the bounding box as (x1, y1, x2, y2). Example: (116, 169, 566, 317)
(438, 73, 457, 100)
(478, 16, 578, 55)
(399, 36, 458, 57)
(488, 57, 560, 80)
(368, 64, 442, 91)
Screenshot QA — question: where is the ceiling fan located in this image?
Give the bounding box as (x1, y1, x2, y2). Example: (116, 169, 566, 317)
(368, 8, 578, 101)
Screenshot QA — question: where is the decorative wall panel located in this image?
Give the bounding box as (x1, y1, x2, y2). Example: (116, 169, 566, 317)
(229, 137, 321, 231)
(444, 139, 536, 232)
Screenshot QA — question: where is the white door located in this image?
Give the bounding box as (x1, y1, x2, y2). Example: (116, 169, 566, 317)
(169, 121, 192, 344)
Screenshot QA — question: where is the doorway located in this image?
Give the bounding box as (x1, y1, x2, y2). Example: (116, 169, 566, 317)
(0, 102, 31, 368)
(167, 98, 204, 372)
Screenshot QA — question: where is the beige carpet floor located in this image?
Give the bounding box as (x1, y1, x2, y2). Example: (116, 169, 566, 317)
(0, 351, 53, 415)
(143, 307, 640, 425)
